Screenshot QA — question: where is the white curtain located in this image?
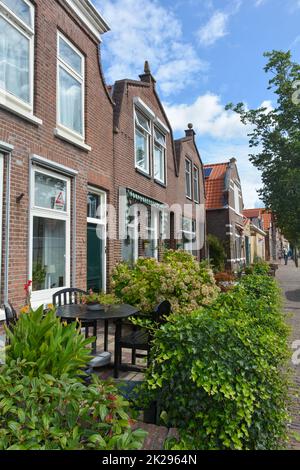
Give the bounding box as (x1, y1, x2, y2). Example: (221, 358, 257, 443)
(59, 66, 82, 135)
(0, 16, 30, 103)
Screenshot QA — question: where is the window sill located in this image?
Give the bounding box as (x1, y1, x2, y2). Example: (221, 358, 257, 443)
(54, 128, 92, 152)
(154, 178, 167, 188)
(0, 97, 42, 126)
(135, 167, 151, 179)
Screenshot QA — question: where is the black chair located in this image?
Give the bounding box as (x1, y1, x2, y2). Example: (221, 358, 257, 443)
(52, 288, 88, 307)
(114, 300, 171, 378)
(52, 288, 97, 344)
(4, 302, 18, 331)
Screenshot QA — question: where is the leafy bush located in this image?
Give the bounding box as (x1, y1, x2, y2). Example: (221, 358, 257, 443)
(0, 360, 146, 450)
(111, 250, 219, 315)
(138, 274, 290, 450)
(245, 260, 271, 276)
(6, 306, 93, 378)
(207, 234, 226, 272)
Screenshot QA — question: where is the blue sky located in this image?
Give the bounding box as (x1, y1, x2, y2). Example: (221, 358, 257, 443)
(93, 0, 300, 207)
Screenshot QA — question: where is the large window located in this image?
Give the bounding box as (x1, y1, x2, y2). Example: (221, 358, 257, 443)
(193, 165, 199, 203)
(0, 0, 34, 110)
(57, 33, 84, 138)
(154, 127, 166, 184)
(30, 167, 70, 305)
(134, 109, 150, 174)
(185, 159, 192, 199)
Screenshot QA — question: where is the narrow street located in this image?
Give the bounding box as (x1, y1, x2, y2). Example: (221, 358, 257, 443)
(276, 262, 300, 449)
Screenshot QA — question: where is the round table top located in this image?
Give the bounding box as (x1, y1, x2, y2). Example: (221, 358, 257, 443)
(56, 303, 139, 321)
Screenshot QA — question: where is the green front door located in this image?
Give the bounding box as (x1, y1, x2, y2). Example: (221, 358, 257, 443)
(87, 223, 103, 293)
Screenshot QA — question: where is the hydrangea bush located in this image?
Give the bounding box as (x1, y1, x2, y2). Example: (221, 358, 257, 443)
(111, 250, 219, 315)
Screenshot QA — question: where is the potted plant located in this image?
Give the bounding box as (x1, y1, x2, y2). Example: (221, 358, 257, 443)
(81, 290, 104, 311)
(81, 290, 120, 311)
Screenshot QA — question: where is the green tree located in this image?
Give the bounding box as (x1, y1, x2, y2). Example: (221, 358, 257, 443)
(226, 51, 300, 262)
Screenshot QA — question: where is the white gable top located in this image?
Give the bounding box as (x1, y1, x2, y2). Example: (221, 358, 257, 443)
(65, 0, 110, 39)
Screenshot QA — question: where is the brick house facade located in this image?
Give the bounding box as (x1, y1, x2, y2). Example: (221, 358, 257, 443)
(204, 158, 245, 271)
(0, 0, 113, 313)
(112, 64, 206, 264)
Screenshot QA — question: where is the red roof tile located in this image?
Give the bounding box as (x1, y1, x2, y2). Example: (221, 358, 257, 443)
(204, 163, 228, 209)
(243, 209, 261, 219)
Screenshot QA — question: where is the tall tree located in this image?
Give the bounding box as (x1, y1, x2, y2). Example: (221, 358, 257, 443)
(226, 51, 300, 258)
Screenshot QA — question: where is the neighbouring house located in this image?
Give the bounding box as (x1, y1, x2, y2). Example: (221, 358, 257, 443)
(243, 217, 251, 265)
(112, 63, 206, 264)
(174, 124, 206, 260)
(243, 209, 267, 262)
(204, 158, 245, 272)
(0, 0, 113, 313)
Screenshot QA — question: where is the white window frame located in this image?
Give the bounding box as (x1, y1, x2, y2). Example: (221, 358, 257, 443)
(153, 127, 166, 185)
(123, 203, 139, 264)
(182, 217, 196, 254)
(87, 187, 107, 292)
(0, 0, 35, 114)
(144, 208, 159, 260)
(134, 108, 151, 175)
(0, 153, 3, 317)
(57, 32, 85, 142)
(185, 158, 192, 199)
(234, 183, 240, 213)
(29, 166, 71, 307)
(193, 165, 200, 203)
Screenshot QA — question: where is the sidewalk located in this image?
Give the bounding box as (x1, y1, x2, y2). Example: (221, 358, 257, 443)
(276, 262, 300, 449)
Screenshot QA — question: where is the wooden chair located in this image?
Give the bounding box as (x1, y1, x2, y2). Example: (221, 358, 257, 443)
(52, 288, 97, 342)
(114, 300, 171, 378)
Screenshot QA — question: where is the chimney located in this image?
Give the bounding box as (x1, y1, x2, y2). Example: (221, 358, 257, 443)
(185, 123, 196, 139)
(230, 157, 237, 165)
(139, 61, 156, 86)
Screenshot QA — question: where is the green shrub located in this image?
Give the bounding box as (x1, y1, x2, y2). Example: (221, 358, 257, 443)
(138, 274, 290, 450)
(245, 260, 271, 276)
(111, 250, 219, 315)
(6, 306, 93, 378)
(207, 235, 226, 272)
(0, 360, 146, 450)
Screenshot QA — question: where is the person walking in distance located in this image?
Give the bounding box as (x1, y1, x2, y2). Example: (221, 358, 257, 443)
(283, 247, 289, 265)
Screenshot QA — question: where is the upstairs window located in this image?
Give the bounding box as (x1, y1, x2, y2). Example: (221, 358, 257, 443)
(134, 109, 150, 174)
(193, 165, 199, 203)
(234, 183, 240, 213)
(185, 159, 192, 199)
(154, 127, 166, 184)
(0, 0, 34, 108)
(57, 33, 84, 138)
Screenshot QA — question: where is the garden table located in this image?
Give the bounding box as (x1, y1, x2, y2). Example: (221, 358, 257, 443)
(56, 304, 139, 359)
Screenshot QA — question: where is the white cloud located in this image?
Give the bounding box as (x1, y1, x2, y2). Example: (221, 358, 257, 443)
(94, 0, 207, 96)
(197, 11, 229, 46)
(164, 93, 264, 207)
(164, 93, 249, 140)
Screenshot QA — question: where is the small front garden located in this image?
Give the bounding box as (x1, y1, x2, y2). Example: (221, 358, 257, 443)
(0, 252, 291, 450)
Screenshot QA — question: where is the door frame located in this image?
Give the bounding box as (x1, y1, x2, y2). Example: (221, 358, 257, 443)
(0, 153, 3, 319)
(87, 187, 107, 293)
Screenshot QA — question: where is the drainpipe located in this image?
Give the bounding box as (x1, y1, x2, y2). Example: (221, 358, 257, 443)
(0, 141, 14, 304)
(72, 177, 77, 287)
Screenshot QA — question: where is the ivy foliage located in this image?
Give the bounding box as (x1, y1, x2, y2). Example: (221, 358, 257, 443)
(138, 274, 290, 450)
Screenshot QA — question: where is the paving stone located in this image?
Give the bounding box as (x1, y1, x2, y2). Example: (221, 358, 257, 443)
(276, 262, 300, 450)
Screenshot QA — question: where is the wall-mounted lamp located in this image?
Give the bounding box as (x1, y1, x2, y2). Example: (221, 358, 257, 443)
(16, 193, 25, 203)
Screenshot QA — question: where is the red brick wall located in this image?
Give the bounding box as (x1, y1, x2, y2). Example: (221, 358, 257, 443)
(0, 0, 113, 309)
